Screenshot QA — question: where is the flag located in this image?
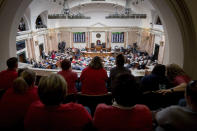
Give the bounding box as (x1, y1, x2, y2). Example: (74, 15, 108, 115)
(112, 33, 114, 43)
(74, 33, 75, 43)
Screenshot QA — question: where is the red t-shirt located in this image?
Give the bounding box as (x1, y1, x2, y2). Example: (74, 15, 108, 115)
(80, 67, 108, 95)
(0, 69, 18, 90)
(58, 70, 78, 94)
(173, 75, 191, 86)
(94, 104, 152, 131)
(51, 53, 56, 59)
(24, 101, 92, 131)
(0, 87, 39, 129)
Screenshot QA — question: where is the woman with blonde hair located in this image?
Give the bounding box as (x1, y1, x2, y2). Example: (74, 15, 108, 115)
(24, 74, 92, 131)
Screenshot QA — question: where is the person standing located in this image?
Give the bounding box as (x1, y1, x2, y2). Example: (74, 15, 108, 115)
(58, 59, 78, 102)
(0, 57, 18, 91)
(109, 54, 131, 89)
(80, 56, 108, 95)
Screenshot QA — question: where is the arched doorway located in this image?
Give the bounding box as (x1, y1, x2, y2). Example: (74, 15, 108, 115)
(0, 0, 197, 78)
(0, 0, 32, 69)
(35, 15, 43, 29)
(18, 18, 26, 31)
(149, 0, 197, 78)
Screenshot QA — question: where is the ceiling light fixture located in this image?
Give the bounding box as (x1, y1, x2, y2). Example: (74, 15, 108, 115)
(106, 0, 146, 19)
(48, 0, 91, 19)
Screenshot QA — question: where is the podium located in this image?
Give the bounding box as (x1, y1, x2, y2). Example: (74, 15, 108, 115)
(96, 45, 102, 51)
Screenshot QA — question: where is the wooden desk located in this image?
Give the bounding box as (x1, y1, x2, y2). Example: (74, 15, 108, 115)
(82, 52, 113, 57)
(95, 45, 102, 51)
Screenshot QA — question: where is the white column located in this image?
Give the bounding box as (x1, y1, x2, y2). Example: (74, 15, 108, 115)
(25, 39, 30, 58)
(126, 32, 129, 48)
(138, 29, 142, 45)
(49, 35, 52, 51)
(70, 32, 72, 48)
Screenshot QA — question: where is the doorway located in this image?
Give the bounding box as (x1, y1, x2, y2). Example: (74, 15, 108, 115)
(17, 51, 26, 63)
(39, 44, 44, 59)
(153, 44, 160, 60)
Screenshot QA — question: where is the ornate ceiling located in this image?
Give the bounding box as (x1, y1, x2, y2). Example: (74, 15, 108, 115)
(48, 0, 154, 13)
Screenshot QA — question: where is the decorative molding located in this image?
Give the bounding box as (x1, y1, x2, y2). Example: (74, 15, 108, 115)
(91, 22, 107, 27)
(166, 0, 196, 43)
(165, 0, 197, 77)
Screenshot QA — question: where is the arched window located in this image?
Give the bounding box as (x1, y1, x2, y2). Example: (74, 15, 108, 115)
(36, 15, 46, 29)
(155, 16, 162, 25)
(18, 18, 26, 31)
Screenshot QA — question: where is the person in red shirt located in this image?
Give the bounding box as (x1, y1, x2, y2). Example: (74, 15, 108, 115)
(24, 74, 92, 131)
(80, 56, 108, 95)
(58, 59, 78, 102)
(0, 57, 18, 91)
(0, 69, 39, 130)
(94, 73, 152, 131)
(51, 51, 56, 59)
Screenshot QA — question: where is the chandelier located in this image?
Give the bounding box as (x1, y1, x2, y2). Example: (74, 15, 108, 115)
(48, 0, 91, 19)
(106, 0, 146, 19)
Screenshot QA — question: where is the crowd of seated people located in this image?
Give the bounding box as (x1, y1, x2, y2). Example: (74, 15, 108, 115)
(139, 63, 192, 109)
(0, 56, 197, 131)
(29, 46, 156, 72)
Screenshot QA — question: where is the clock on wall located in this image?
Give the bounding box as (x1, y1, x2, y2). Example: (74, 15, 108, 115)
(96, 33, 101, 38)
